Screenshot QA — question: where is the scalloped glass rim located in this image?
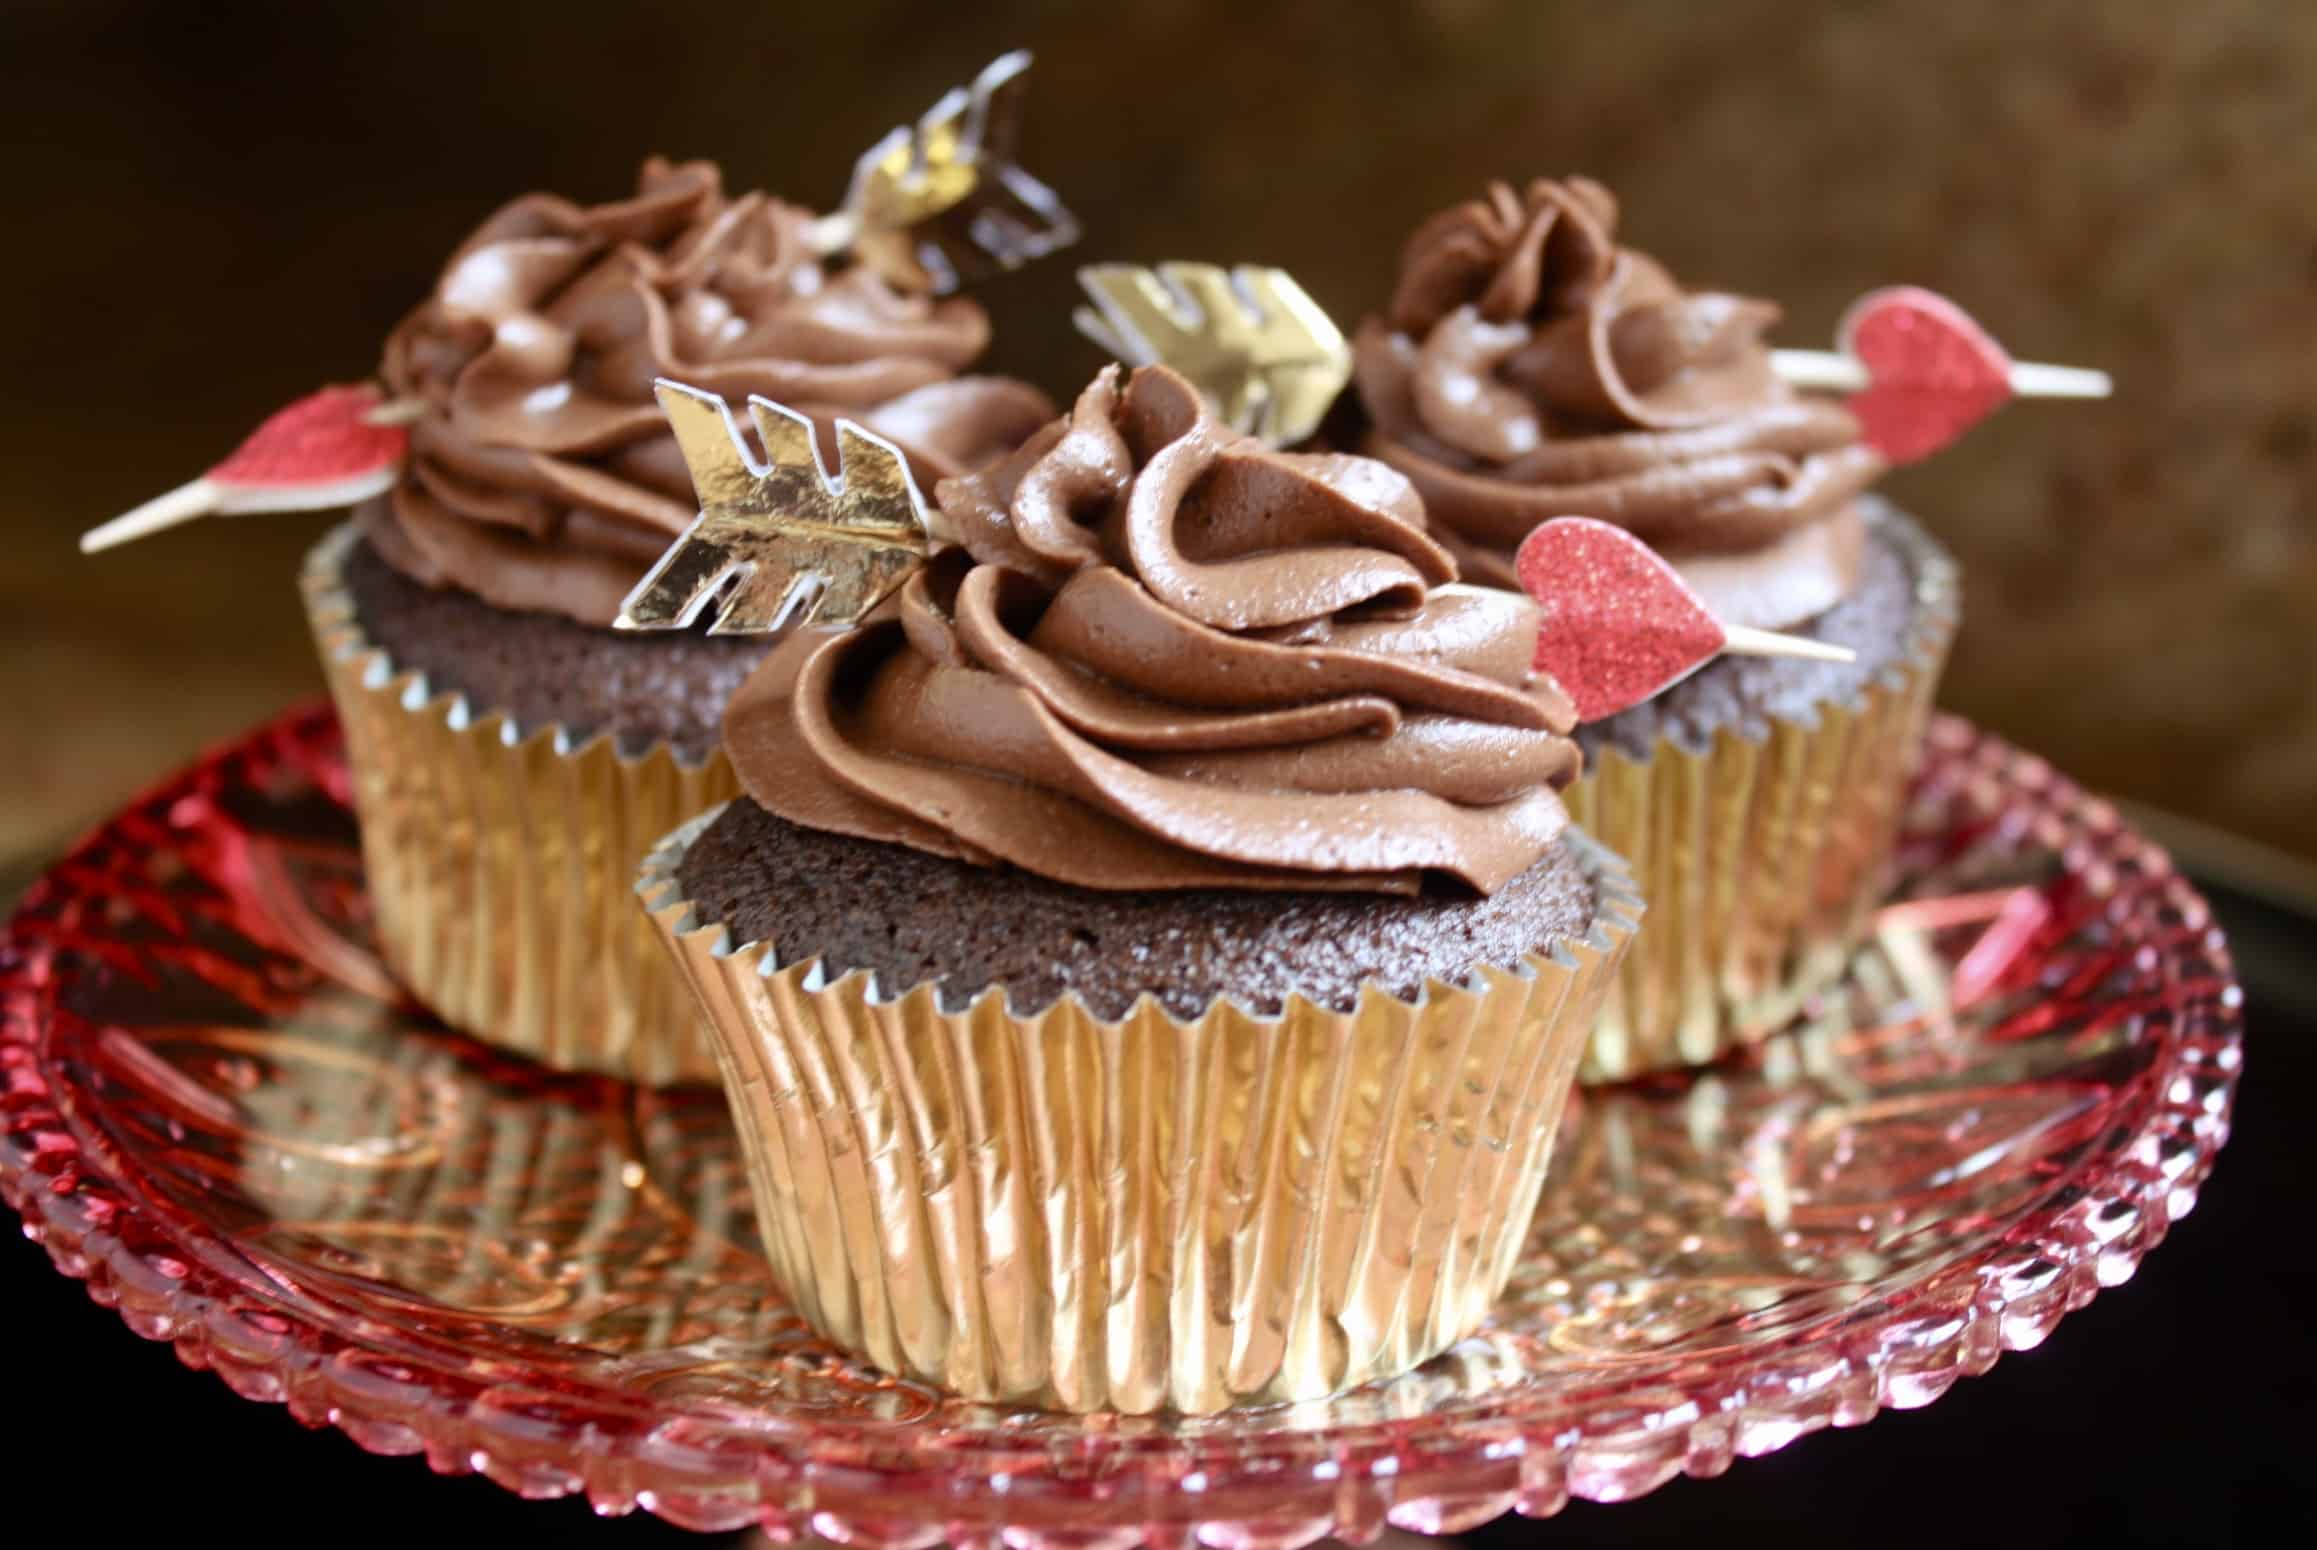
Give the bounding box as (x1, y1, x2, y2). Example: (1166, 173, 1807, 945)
(0, 707, 2241, 1544)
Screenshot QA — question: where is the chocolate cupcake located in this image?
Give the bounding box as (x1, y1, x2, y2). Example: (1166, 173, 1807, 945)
(638, 365, 1640, 1413)
(1351, 177, 1958, 1080)
(304, 158, 1053, 1084)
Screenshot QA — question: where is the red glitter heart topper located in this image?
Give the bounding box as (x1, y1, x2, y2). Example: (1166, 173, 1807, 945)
(1515, 518, 1855, 723)
(1770, 286, 2112, 465)
(1841, 287, 2015, 464)
(81, 384, 420, 554)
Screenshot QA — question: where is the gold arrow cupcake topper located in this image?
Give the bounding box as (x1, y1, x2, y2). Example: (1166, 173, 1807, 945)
(811, 50, 1080, 294)
(616, 381, 937, 635)
(1073, 263, 1352, 448)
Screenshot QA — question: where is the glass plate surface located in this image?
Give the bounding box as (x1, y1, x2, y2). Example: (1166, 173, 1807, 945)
(0, 707, 2241, 1543)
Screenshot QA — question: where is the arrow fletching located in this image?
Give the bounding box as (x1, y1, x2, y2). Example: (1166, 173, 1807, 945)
(830, 50, 1080, 294)
(1073, 262, 1351, 447)
(617, 381, 934, 636)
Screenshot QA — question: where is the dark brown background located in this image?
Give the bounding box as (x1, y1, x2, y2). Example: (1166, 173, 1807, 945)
(3, 0, 2312, 866)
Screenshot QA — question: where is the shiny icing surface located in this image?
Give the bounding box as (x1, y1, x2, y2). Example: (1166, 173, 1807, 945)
(1355, 177, 1886, 630)
(725, 366, 1583, 894)
(367, 158, 1051, 626)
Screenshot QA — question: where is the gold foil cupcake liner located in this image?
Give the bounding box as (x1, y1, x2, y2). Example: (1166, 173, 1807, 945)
(302, 523, 738, 1086)
(638, 810, 1640, 1415)
(1562, 514, 1960, 1083)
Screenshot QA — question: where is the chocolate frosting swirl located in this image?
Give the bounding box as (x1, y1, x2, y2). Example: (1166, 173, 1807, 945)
(1354, 177, 1886, 630)
(722, 366, 1583, 895)
(364, 157, 1054, 626)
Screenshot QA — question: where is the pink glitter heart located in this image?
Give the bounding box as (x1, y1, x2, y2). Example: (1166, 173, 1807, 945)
(1516, 517, 1727, 723)
(210, 384, 408, 492)
(1839, 286, 2013, 465)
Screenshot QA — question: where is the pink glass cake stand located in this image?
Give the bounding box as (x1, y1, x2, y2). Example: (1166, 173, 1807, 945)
(0, 707, 2240, 1545)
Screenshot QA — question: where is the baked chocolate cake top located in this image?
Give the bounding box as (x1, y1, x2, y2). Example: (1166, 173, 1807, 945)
(364, 157, 1052, 627)
(341, 533, 762, 762)
(722, 364, 1586, 897)
(672, 796, 1600, 1020)
(1352, 176, 1886, 633)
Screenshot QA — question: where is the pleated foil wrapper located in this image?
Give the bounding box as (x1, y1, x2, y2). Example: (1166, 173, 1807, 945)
(1562, 511, 1961, 1083)
(638, 809, 1642, 1415)
(302, 523, 738, 1086)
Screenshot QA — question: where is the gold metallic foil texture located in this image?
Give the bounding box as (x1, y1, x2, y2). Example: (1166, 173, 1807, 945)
(1562, 528, 1960, 1083)
(302, 523, 735, 1086)
(638, 809, 1640, 1415)
(1072, 262, 1354, 448)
